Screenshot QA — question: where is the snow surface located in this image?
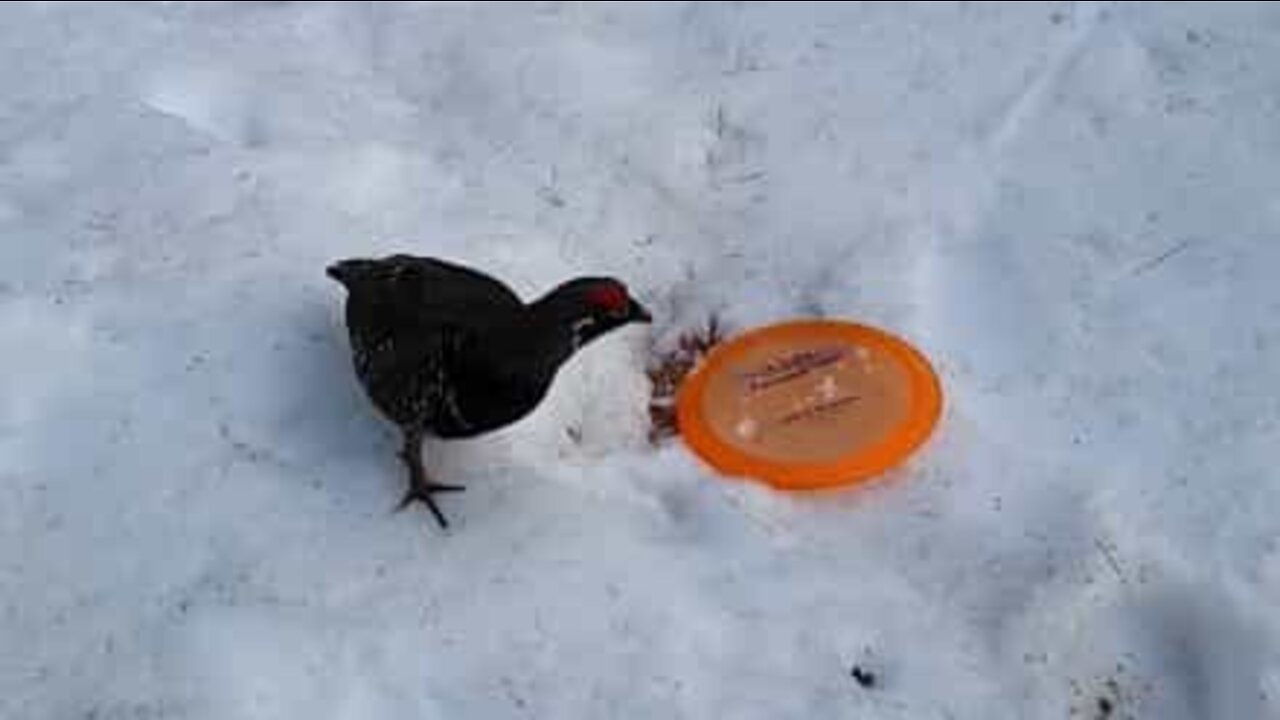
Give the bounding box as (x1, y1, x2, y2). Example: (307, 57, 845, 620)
(3, 2, 1280, 718)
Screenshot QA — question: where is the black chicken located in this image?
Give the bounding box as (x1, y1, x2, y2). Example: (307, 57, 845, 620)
(327, 254, 652, 528)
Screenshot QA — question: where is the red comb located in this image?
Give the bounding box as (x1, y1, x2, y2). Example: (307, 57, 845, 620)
(587, 283, 628, 312)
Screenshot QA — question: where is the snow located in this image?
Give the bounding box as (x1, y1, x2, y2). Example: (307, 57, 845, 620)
(3, 1, 1280, 718)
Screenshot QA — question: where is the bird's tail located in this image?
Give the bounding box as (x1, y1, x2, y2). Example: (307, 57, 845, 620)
(325, 258, 378, 287)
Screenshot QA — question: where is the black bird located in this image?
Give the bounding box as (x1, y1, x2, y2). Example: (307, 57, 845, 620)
(327, 254, 652, 528)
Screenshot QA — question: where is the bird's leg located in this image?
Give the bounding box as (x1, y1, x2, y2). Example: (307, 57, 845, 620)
(395, 430, 465, 529)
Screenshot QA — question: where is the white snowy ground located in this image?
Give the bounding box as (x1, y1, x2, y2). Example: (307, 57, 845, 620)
(3, 1, 1279, 718)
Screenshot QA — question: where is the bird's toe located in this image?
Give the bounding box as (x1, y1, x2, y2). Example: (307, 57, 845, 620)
(395, 480, 466, 529)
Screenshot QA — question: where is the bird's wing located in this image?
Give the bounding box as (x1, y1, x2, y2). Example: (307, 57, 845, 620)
(335, 254, 524, 431)
(341, 254, 518, 379)
(340, 254, 516, 380)
(351, 312, 476, 430)
(368, 254, 524, 316)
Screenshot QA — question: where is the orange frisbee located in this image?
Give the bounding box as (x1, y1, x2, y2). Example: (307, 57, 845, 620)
(676, 319, 942, 490)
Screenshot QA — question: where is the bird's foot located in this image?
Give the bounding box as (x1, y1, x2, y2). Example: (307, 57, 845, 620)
(396, 478, 465, 529)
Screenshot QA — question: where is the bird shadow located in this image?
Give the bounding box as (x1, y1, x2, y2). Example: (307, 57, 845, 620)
(269, 289, 402, 504)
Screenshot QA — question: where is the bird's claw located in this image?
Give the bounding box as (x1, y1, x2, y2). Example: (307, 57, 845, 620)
(396, 481, 465, 529)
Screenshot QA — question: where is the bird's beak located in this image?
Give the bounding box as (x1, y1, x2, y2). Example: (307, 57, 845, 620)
(628, 299, 653, 324)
